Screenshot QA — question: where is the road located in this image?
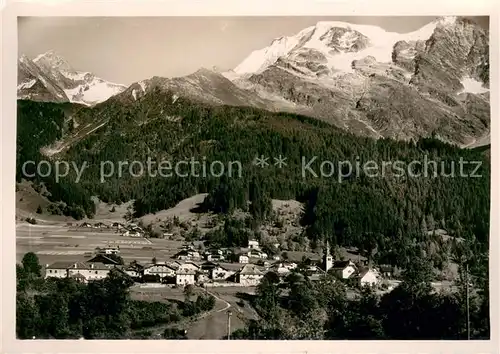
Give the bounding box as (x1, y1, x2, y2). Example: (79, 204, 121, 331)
(185, 288, 258, 339)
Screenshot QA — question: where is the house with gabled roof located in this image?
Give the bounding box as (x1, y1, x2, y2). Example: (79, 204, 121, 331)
(70, 262, 115, 281)
(143, 263, 176, 278)
(124, 263, 143, 278)
(174, 249, 201, 261)
(211, 264, 235, 281)
(45, 262, 73, 279)
(236, 264, 264, 286)
(176, 268, 196, 286)
(331, 260, 357, 279)
(358, 268, 380, 287)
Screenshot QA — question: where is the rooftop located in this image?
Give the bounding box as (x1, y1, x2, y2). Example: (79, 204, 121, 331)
(239, 264, 264, 275)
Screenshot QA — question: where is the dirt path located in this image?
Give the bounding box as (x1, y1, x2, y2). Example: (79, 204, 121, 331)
(185, 288, 258, 339)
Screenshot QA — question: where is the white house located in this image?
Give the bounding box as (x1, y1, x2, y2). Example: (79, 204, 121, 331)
(273, 262, 297, 275)
(248, 249, 267, 259)
(239, 255, 249, 264)
(45, 262, 114, 281)
(124, 266, 142, 278)
(211, 265, 234, 281)
(67, 262, 113, 281)
(174, 249, 201, 261)
(143, 263, 176, 278)
(236, 264, 264, 286)
(331, 260, 357, 279)
(176, 269, 196, 286)
(248, 239, 260, 250)
(359, 268, 380, 287)
(45, 262, 71, 279)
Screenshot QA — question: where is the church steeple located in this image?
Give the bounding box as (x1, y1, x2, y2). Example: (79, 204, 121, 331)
(324, 240, 333, 272)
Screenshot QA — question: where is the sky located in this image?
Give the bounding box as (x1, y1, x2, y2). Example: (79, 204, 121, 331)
(18, 16, 489, 85)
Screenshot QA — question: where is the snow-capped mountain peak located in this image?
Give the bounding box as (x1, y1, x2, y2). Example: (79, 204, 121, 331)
(229, 16, 462, 78)
(18, 51, 126, 106)
(33, 50, 73, 72)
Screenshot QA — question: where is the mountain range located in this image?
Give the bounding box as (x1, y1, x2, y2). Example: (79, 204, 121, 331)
(18, 50, 126, 106)
(18, 16, 490, 147)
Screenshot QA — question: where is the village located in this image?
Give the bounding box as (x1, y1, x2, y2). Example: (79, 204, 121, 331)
(44, 220, 395, 291)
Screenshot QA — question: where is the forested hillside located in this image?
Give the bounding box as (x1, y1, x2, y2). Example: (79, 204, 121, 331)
(16, 89, 490, 270)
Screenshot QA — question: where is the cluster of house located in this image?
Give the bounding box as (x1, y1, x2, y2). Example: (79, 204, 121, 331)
(43, 251, 266, 287)
(44, 240, 393, 289)
(169, 239, 275, 264)
(77, 221, 145, 237)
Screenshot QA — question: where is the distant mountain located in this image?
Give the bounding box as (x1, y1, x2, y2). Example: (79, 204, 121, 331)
(17, 51, 126, 106)
(113, 67, 279, 110)
(222, 16, 490, 146)
(18, 16, 490, 146)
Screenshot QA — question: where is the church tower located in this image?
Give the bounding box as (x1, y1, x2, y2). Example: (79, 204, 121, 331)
(324, 240, 333, 272)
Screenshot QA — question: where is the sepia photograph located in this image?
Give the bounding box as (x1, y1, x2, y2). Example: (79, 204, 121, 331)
(12, 14, 491, 342)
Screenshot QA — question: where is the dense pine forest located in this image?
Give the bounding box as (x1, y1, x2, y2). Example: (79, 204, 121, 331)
(17, 90, 490, 271)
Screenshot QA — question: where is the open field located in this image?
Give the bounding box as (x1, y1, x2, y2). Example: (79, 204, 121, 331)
(16, 222, 185, 265)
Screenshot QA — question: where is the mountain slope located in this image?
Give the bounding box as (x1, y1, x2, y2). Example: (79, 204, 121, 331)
(16, 94, 490, 262)
(17, 51, 126, 106)
(18, 55, 69, 103)
(113, 67, 288, 111)
(224, 16, 490, 146)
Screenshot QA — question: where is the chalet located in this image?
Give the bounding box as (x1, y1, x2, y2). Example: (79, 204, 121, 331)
(236, 264, 264, 286)
(359, 268, 380, 287)
(248, 239, 260, 250)
(211, 265, 235, 280)
(331, 260, 357, 279)
(272, 262, 297, 275)
(239, 255, 249, 264)
(143, 263, 176, 278)
(199, 261, 218, 273)
(379, 264, 394, 278)
(176, 269, 196, 286)
(124, 264, 143, 278)
(174, 249, 201, 261)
